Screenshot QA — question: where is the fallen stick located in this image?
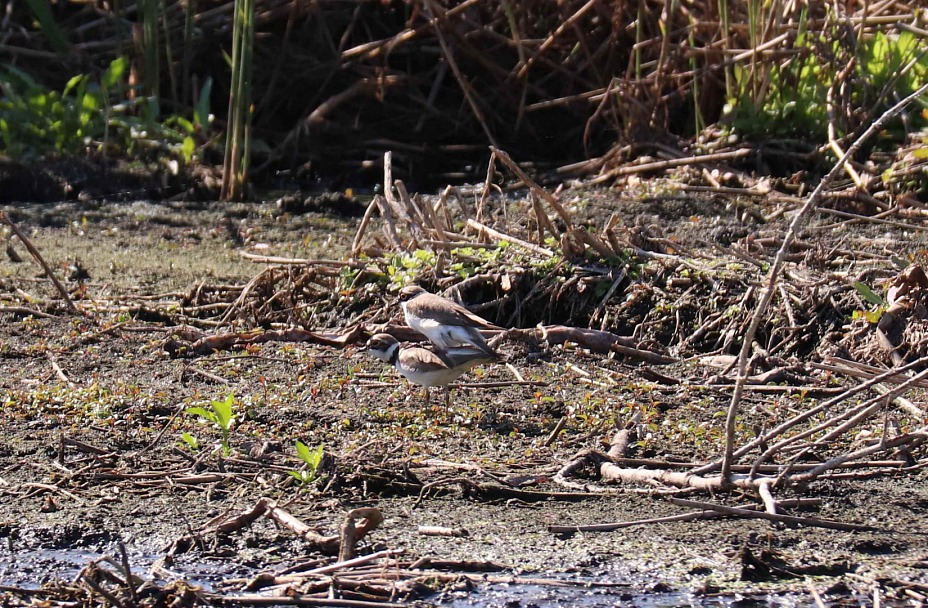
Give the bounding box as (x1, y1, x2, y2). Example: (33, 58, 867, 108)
(48, 354, 74, 386)
(409, 557, 506, 571)
(417, 525, 469, 537)
(490, 146, 574, 229)
(19, 482, 85, 504)
(757, 479, 777, 514)
(598, 464, 760, 491)
(302, 548, 400, 576)
(453, 380, 547, 389)
(507, 325, 676, 363)
(813, 358, 928, 388)
(749, 366, 928, 478)
(352, 197, 380, 256)
(0, 211, 79, 314)
(466, 218, 554, 257)
(239, 252, 361, 266)
(206, 596, 407, 608)
(0, 305, 56, 318)
(403, 570, 630, 588)
(543, 416, 568, 447)
(695, 354, 928, 476)
(588, 148, 753, 184)
(549, 510, 722, 533)
(163, 325, 368, 357)
(786, 430, 927, 486)
(669, 498, 882, 532)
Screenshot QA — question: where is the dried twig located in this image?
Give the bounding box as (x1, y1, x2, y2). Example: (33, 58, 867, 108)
(720, 81, 928, 482)
(0, 211, 79, 314)
(669, 497, 883, 532)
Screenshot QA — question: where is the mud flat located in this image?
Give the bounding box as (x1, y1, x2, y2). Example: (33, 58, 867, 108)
(1, 193, 928, 606)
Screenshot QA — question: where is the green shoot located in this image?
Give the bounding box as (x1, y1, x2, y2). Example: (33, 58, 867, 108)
(851, 281, 887, 324)
(289, 441, 324, 486)
(187, 392, 236, 456)
(178, 431, 199, 452)
(853, 281, 885, 306)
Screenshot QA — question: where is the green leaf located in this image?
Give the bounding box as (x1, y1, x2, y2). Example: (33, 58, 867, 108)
(295, 440, 312, 462)
(195, 77, 213, 128)
(174, 116, 195, 134)
(81, 90, 99, 112)
(186, 406, 214, 421)
(63, 74, 86, 97)
(102, 57, 129, 90)
(864, 32, 889, 79)
(22, 0, 69, 53)
(295, 441, 324, 467)
(210, 392, 235, 431)
(913, 147, 928, 160)
(181, 136, 195, 163)
(3, 66, 39, 91)
(179, 432, 199, 450)
(307, 445, 324, 467)
(853, 281, 884, 306)
(852, 309, 883, 324)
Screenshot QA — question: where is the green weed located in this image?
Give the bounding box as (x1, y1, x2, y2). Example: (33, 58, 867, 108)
(728, 25, 928, 144)
(178, 431, 200, 452)
(187, 392, 237, 456)
(289, 440, 325, 486)
(0, 58, 211, 165)
(851, 280, 886, 324)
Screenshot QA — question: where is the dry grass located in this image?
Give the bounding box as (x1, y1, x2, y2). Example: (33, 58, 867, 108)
(1, 0, 925, 192)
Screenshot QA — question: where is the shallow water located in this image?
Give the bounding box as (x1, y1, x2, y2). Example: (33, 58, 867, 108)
(434, 581, 804, 608)
(0, 547, 256, 591)
(1, 548, 817, 607)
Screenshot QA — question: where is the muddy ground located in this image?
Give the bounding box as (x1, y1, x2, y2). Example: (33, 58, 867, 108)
(1, 189, 928, 606)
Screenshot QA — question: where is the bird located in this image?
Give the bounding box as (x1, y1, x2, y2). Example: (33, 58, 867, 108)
(365, 333, 498, 407)
(399, 285, 500, 357)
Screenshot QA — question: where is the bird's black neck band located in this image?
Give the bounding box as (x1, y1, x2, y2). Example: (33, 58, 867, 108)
(388, 346, 399, 365)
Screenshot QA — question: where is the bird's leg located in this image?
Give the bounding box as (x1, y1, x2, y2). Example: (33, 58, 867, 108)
(443, 386, 451, 409)
(423, 387, 431, 407)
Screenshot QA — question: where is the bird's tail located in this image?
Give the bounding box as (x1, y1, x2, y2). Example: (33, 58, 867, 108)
(469, 329, 504, 361)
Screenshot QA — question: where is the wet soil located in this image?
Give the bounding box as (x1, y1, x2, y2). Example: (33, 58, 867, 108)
(1, 191, 928, 606)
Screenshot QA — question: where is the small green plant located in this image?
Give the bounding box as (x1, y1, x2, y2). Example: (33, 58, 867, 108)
(289, 441, 325, 486)
(0, 58, 210, 164)
(384, 249, 437, 288)
(729, 25, 928, 143)
(852, 281, 886, 324)
(178, 431, 200, 452)
(187, 392, 237, 456)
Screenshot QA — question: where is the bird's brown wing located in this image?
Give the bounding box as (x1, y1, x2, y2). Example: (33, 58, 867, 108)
(438, 346, 498, 368)
(415, 294, 499, 329)
(397, 346, 452, 374)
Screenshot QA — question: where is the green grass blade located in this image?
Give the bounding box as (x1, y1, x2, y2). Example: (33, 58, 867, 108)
(22, 0, 69, 53)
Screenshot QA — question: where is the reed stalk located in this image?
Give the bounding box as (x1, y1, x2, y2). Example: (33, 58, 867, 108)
(220, 0, 255, 201)
(717, 0, 732, 101)
(139, 0, 160, 98)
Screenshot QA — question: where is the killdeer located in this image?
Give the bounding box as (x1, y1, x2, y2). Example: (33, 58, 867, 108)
(399, 285, 500, 357)
(365, 333, 498, 406)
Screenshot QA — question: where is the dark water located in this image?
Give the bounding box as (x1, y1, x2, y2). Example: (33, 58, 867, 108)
(433, 576, 809, 608)
(1, 548, 826, 607)
(436, 586, 807, 608)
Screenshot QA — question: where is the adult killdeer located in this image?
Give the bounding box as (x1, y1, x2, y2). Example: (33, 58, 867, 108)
(365, 333, 498, 406)
(399, 285, 499, 357)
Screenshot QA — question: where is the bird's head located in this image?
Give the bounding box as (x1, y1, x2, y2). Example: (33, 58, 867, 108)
(365, 333, 400, 362)
(399, 285, 427, 302)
